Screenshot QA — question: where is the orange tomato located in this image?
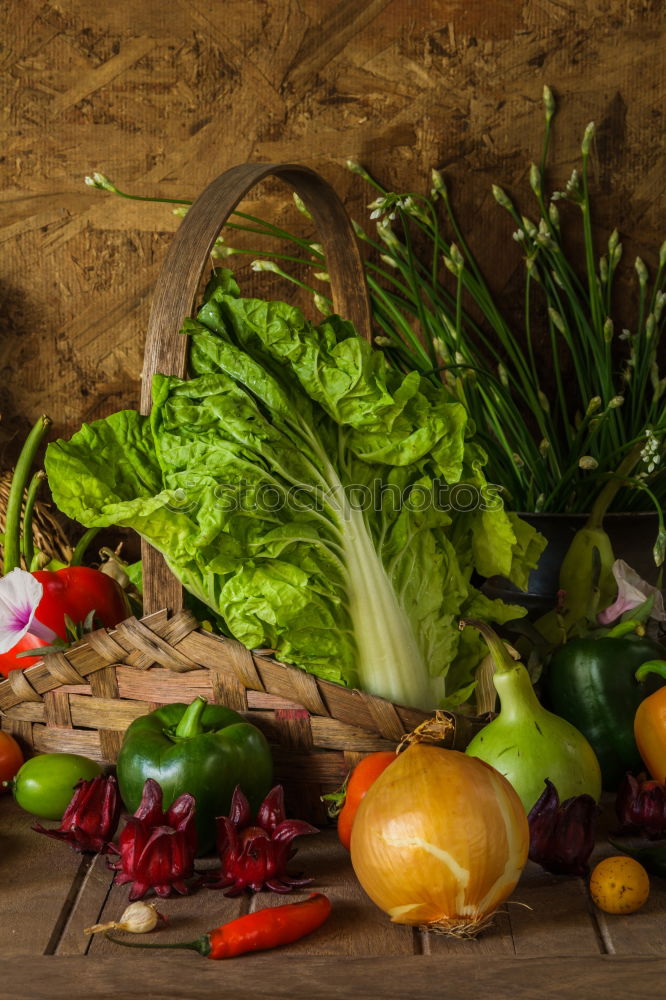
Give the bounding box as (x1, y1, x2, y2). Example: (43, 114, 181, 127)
(634, 685, 666, 783)
(338, 751, 396, 850)
(0, 731, 24, 791)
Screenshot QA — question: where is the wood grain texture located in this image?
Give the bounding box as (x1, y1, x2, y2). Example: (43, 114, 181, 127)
(586, 821, 666, 957)
(55, 852, 114, 956)
(0, 793, 88, 957)
(1, 796, 666, 998)
(1, 0, 664, 459)
(1, 955, 665, 1000)
(507, 861, 604, 956)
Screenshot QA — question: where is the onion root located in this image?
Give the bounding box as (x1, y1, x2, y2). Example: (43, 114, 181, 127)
(422, 912, 498, 938)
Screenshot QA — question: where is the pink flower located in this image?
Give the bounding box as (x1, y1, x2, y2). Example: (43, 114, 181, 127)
(597, 560, 666, 626)
(0, 568, 57, 653)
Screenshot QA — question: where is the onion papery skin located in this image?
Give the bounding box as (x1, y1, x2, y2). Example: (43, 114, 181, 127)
(350, 746, 529, 934)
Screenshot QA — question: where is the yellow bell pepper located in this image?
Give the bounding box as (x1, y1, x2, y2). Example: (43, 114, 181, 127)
(634, 661, 666, 783)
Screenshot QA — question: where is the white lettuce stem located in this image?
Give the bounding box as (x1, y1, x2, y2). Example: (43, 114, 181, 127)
(283, 420, 441, 708)
(340, 499, 439, 710)
(309, 435, 439, 710)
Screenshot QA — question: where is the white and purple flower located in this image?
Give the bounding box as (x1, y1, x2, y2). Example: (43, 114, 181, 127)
(0, 568, 57, 654)
(597, 559, 666, 627)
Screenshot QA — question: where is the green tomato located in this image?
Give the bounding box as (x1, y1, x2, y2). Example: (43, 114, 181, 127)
(12, 753, 102, 820)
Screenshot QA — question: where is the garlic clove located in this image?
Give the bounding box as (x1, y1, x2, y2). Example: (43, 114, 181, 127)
(84, 900, 165, 935)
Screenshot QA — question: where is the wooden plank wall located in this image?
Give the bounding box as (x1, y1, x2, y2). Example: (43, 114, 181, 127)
(1, 0, 665, 459)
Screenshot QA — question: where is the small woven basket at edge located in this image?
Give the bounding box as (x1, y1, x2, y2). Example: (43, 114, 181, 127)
(0, 164, 483, 822)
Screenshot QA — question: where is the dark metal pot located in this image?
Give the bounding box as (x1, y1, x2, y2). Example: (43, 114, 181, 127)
(482, 511, 661, 618)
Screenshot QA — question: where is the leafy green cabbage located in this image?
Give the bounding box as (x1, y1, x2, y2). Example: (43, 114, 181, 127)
(45, 270, 544, 710)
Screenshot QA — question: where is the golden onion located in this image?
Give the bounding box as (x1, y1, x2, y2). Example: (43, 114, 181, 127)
(349, 744, 529, 936)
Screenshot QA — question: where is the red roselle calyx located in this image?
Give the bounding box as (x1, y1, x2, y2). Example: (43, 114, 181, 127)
(616, 773, 666, 839)
(201, 785, 318, 895)
(527, 779, 599, 876)
(109, 778, 197, 901)
(33, 774, 121, 853)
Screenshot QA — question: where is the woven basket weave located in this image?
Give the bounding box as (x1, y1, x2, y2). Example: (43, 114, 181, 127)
(0, 164, 484, 822)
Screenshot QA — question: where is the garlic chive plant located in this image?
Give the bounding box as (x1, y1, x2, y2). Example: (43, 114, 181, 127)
(85, 86, 665, 562)
(338, 97, 665, 536)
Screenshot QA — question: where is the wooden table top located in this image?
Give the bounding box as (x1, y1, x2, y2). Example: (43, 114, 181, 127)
(1, 794, 664, 999)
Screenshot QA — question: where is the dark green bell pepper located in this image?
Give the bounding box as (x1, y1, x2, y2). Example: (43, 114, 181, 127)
(545, 633, 666, 791)
(116, 696, 273, 854)
(607, 836, 666, 878)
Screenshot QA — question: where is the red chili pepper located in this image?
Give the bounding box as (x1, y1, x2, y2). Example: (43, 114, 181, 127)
(106, 892, 332, 959)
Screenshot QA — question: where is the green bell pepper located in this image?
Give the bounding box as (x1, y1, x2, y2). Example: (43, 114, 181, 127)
(116, 696, 273, 854)
(544, 632, 666, 791)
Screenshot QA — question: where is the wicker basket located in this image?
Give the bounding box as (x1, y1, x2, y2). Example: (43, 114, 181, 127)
(0, 164, 484, 822)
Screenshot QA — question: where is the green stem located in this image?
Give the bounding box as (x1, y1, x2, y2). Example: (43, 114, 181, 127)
(617, 477, 666, 566)
(523, 270, 540, 402)
(587, 440, 646, 529)
(580, 141, 605, 342)
(459, 618, 542, 722)
(546, 317, 574, 450)
(459, 618, 518, 674)
(320, 774, 349, 818)
(540, 270, 594, 405)
(21, 470, 46, 569)
(439, 187, 488, 288)
(70, 527, 100, 567)
(105, 933, 209, 956)
(3, 415, 52, 575)
(606, 619, 643, 639)
(105, 189, 191, 206)
(174, 696, 207, 739)
(366, 280, 432, 366)
(540, 109, 553, 176)
(635, 660, 666, 684)
(224, 247, 323, 269)
(400, 215, 438, 366)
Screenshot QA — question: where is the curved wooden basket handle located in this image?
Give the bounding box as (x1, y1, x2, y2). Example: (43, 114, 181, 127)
(140, 162, 373, 615)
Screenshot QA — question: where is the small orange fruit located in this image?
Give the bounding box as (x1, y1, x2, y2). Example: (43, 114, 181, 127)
(589, 856, 650, 915)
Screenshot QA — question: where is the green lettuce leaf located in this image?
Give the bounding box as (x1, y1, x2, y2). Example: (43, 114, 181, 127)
(45, 269, 541, 710)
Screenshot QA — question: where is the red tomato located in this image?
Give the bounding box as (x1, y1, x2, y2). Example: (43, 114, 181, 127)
(338, 751, 396, 850)
(0, 632, 50, 676)
(0, 731, 24, 791)
(0, 568, 130, 677)
(32, 567, 130, 637)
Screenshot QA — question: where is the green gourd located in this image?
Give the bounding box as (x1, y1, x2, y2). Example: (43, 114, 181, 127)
(534, 443, 645, 647)
(461, 619, 602, 813)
